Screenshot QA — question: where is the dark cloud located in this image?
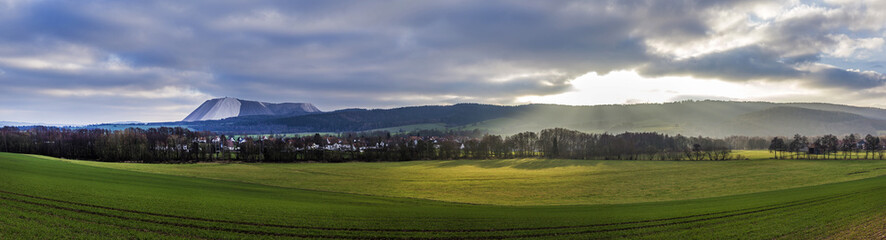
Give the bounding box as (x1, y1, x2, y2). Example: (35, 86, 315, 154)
(808, 67, 886, 89)
(640, 46, 803, 81)
(640, 46, 885, 90)
(639, 0, 886, 90)
(0, 0, 885, 123)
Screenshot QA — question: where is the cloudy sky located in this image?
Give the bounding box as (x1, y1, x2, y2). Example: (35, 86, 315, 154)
(1, 0, 885, 124)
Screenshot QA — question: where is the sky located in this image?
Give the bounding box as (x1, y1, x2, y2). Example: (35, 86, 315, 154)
(0, 0, 885, 124)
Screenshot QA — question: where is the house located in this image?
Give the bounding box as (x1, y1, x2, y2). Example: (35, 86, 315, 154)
(799, 145, 809, 153)
(807, 144, 822, 154)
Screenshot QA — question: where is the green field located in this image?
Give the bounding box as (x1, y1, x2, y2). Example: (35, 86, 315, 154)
(63, 150, 886, 205)
(3, 151, 886, 239)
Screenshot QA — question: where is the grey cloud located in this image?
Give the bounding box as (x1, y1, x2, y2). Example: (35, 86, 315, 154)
(640, 46, 886, 90)
(0, 0, 772, 106)
(639, 0, 886, 90)
(1, 0, 885, 124)
(640, 46, 803, 81)
(808, 67, 886, 89)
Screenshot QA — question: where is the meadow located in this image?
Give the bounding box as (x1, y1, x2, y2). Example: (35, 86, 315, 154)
(64, 150, 886, 205)
(2, 151, 886, 239)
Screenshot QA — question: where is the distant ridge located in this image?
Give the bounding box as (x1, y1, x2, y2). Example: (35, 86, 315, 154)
(83, 100, 886, 137)
(179, 100, 886, 137)
(0, 121, 80, 128)
(0, 121, 33, 127)
(182, 97, 321, 122)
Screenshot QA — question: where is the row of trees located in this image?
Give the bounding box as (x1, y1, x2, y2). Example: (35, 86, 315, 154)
(0, 126, 738, 163)
(768, 134, 886, 160)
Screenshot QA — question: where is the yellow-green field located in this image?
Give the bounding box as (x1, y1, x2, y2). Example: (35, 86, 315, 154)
(61, 150, 886, 205)
(6, 151, 886, 239)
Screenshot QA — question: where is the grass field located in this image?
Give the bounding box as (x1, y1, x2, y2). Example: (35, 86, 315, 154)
(63, 150, 886, 205)
(3, 151, 886, 239)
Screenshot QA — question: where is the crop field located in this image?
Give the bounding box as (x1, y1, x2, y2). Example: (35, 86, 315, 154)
(64, 150, 886, 205)
(3, 151, 886, 239)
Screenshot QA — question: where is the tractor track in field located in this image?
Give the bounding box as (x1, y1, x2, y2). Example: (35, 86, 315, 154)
(0, 187, 878, 240)
(0, 188, 853, 234)
(0, 201, 206, 240)
(0, 195, 357, 239)
(461, 190, 865, 240)
(597, 192, 860, 240)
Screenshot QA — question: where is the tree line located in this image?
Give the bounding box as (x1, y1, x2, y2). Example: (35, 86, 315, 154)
(0, 126, 744, 163)
(768, 134, 886, 160)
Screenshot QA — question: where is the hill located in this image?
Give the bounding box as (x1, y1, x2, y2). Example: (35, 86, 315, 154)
(4, 152, 886, 238)
(731, 107, 886, 136)
(180, 101, 886, 137)
(182, 97, 321, 121)
(79, 100, 886, 137)
(0, 121, 80, 128)
(0, 121, 31, 127)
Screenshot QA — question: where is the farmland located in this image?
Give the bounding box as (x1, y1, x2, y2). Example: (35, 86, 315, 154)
(63, 150, 886, 205)
(3, 151, 886, 239)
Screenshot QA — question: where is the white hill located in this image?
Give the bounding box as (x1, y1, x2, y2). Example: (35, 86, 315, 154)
(182, 97, 321, 122)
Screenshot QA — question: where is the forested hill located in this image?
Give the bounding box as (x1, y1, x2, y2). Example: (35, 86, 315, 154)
(84, 100, 886, 137)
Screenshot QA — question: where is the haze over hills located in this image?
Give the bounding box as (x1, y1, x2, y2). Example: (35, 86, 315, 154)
(734, 107, 886, 137)
(163, 100, 886, 137)
(182, 97, 321, 122)
(0, 121, 81, 128)
(0, 121, 37, 128)
(68, 100, 886, 137)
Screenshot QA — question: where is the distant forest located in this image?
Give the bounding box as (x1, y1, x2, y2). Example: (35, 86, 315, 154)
(0, 126, 754, 163)
(767, 133, 886, 160)
(2, 126, 882, 163)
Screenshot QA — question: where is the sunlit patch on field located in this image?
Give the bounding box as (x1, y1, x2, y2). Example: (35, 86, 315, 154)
(4, 152, 886, 239)
(61, 150, 886, 205)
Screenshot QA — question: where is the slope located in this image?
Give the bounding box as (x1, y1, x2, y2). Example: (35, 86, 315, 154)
(62, 151, 886, 205)
(731, 107, 886, 136)
(182, 97, 242, 121)
(3, 152, 886, 239)
(110, 100, 886, 137)
(182, 97, 321, 122)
